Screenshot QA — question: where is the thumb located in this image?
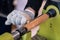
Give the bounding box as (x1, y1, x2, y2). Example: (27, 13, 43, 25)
(5, 20, 11, 25)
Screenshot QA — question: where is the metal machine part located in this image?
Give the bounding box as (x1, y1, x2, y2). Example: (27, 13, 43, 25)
(46, 9, 56, 18)
(12, 31, 20, 40)
(11, 27, 28, 40)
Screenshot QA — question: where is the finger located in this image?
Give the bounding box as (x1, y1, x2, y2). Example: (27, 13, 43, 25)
(7, 10, 16, 19)
(16, 17, 21, 25)
(11, 15, 17, 25)
(21, 16, 27, 25)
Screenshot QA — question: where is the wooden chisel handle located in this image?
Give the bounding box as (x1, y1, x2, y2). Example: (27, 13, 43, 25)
(25, 9, 56, 31)
(25, 14, 49, 31)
